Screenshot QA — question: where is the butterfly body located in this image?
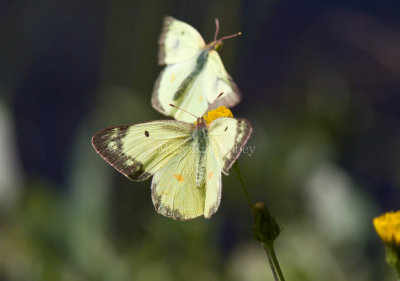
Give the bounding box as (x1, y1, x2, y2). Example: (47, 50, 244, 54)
(92, 108, 252, 220)
(191, 118, 209, 188)
(152, 17, 241, 123)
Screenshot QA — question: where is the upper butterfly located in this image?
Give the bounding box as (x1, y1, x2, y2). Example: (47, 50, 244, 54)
(92, 106, 252, 220)
(152, 16, 242, 123)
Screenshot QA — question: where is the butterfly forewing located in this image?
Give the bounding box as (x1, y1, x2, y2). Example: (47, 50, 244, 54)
(208, 117, 253, 174)
(92, 121, 193, 181)
(158, 16, 205, 65)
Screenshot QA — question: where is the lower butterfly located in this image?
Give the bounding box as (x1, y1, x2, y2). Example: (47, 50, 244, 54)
(92, 106, 252, 220)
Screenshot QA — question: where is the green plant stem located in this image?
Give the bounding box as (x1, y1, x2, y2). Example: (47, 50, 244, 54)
(384, 245, 400, 280)
(265, 242, 286, 281)
(233, 161, 285, 281)
(263, 244, 279, 281)
(233, 162, 254, 213)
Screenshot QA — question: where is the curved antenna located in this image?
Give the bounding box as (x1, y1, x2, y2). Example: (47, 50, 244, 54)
(214, 18, 220, 42)
(219, 31, 242, 42)
(169, 104, 199, 119)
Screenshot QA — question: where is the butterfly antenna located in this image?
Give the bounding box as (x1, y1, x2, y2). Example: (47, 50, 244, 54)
(169, 104, 199, 119)
(219, 31, 242, 42)
(214, 18, 220, 42)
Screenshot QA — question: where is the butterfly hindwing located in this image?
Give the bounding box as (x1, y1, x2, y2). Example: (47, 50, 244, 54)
(204, 147, 222, 218)
(203, 51, 241, 109)
(92, 121, 193, 181)
(151, 145, 206, 220)
(167, 71, 212, 123)
(158, 16, 205, 65)
(151, 55, 200, 115)
(165, 52, 242, 123)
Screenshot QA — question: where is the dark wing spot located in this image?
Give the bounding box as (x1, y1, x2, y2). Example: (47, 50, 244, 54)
(181, 31, 185, 35)
(145, 130, 150, 137)
(224, 126, 228, 132)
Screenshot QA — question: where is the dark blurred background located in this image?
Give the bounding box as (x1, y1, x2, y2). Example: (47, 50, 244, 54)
(1, 0, 400, 280)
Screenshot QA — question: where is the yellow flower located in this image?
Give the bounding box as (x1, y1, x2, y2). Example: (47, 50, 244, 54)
(373, 210, 400, 245)
(373, 211, 400, 277)
(203, 106, 233, 125)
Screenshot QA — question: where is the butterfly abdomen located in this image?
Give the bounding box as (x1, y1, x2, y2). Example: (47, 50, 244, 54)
(192, 127, 209, 188)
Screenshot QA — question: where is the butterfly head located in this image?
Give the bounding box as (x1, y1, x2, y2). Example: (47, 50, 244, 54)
(214, 42, 223, 52)
(195, 116, 208, 128)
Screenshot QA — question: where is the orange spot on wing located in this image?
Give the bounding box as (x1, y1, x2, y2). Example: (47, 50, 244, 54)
(173, 174, 184, 182)
(170, 73, 176, 82)
(198, 96, 204, 103)
(208, 171, 213, 180)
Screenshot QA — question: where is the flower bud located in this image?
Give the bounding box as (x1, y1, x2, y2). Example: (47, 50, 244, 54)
(252, 202, 281, 243)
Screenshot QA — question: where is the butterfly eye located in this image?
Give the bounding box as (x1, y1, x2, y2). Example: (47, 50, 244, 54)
(145, 131, 150, 137)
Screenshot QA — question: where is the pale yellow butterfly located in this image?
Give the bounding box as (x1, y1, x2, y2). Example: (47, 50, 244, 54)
(152, 16, 242, 123)
(91, 106, 252, 220)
